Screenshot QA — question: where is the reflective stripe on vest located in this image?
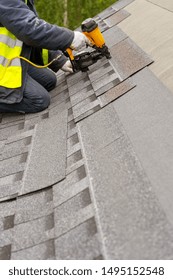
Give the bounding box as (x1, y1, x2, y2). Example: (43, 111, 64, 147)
(0, 28, 23, 88)
(0, 0, 27, 89)
(42, 49, 49, 65)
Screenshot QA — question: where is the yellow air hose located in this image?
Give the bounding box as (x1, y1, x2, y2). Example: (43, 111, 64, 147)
(6, 54, 62, 69)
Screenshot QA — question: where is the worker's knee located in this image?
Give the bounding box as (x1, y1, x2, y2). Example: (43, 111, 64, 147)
(35, 92, 50, 112)
(47, 72, 57, 91)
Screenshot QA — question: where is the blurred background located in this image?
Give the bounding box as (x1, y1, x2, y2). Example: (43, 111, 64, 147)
(35, 0, 117, 29)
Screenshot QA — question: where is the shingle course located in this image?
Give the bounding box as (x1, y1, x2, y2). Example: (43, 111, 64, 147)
(0, 0, 173, 260)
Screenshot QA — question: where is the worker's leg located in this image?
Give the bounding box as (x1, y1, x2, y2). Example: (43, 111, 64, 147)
(0, 67, 57, 113)
(0, 75, 51, 113)
(27, 65, 57, 91)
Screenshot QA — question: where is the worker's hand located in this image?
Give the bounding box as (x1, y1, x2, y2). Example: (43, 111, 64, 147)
(70, 31, 93, 51)
(61, 59, 73, 73)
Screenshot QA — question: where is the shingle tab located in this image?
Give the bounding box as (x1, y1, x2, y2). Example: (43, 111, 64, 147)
(70, 88, 94, 107)
(104, 9, 131, 27)
(21, 112, 68, 195)
(98, 7, 117, 20)
(11, 239, 55, 260)
(110, 38, 153, 79)
(78, 104, 123, 155)
(55, 218, 101, 259)
(78, 106, 173, 259)
(15, 189, 54, 224)
(0, 123, 24, 141)
(113, 67, 173, 225)
(102, 25, 127, 48)
(73, 98, 100, 120)
(12, 214, 55, 251)
(92, 72, 120, 95)
(0, 182, 21, 202)
(98, 78, 136, 107)
(74, 104, 101, 123)
(54, 204, 94, 238)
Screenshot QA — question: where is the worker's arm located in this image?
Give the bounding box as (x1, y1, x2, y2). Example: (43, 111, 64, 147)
(0, 0, 74, 51)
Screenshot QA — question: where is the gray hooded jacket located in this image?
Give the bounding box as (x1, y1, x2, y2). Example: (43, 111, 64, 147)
(0, 0, 74, 104)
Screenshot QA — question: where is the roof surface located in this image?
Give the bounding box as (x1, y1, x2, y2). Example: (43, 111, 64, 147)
(1, 0, 173, 260)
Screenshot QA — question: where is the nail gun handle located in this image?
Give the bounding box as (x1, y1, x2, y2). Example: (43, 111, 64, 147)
(66, 48, 75, 61)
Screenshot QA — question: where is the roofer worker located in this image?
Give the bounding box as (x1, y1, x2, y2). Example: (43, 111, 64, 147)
(0, 0, 91, 113)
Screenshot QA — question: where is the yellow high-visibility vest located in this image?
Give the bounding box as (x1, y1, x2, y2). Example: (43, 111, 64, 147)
(42, 49, 49, 65)
(0, 0, 28, 89)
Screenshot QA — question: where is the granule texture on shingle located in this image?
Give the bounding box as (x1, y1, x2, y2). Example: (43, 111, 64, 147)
(104, 9, 131, 27)
(21, 111, 68, 195)
(110, 37, 153, 79)
(78, 106, 173, 259)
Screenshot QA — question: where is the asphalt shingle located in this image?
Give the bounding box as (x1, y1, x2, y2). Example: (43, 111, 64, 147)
(98, 78, 136, 107)
(0, 0, 173, 260)
(21, 112, 68, 195)
(110, 37, 153, 79)
(11, 239, 55, 260)
(102, 25, 127, 48)
(98, 6, 117, 20)
(79, 111, 173, 259)
(104, 9, 131, 27)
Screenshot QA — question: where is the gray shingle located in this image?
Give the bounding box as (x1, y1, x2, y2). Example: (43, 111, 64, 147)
(48, 102, 67, 118)
(6, 129, 33, 144)
(0, 200, 16, 219)
(54, 204, 94, 238)
(113, 67, 173, 226)
(68, 78, 91, 97)
(67, 149, 83, 169)
(88, 62, 113, 82)
(0, 154, 27, 178)
(97, 21, 109, 32)
(0, 172, 23, 189)
(78, 104, 123, 155)
(110, 38, 153, 79)
(102, 25, 127, 48)
(66, 158, 85, 175)
(0, 141, 5, 154)
(53, 177, 90, 208)
(67, 72, 88, 87)
(73, 98, 100, 120)
(0, 123, 24, 141)
(92, 74, 120, 96)
(3, 215, 15, 230)
(79, 115, 173, 259)
(98, 6, 117, 20)
(49, 89, 69, 107)
(55, 217, 101, 259)
(0, 137, 31, 161)
(0, 182, 21, 202)
(70, 88, 94, 107)
(11, 239, 55, 260)
(15, 189, 54, 224)
(54, 81, 68, 95)
(1, 113, 24, 125)
(98, 78, 136, 107)
(104, 9, 131, 27)
(74, 104, 101, 123)
(21, 112, 68, 195)
(12, 214, 55, 251)
(67, 133, 79, 151)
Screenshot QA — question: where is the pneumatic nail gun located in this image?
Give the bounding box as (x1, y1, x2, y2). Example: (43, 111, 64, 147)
(65, 18, 111, 72)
